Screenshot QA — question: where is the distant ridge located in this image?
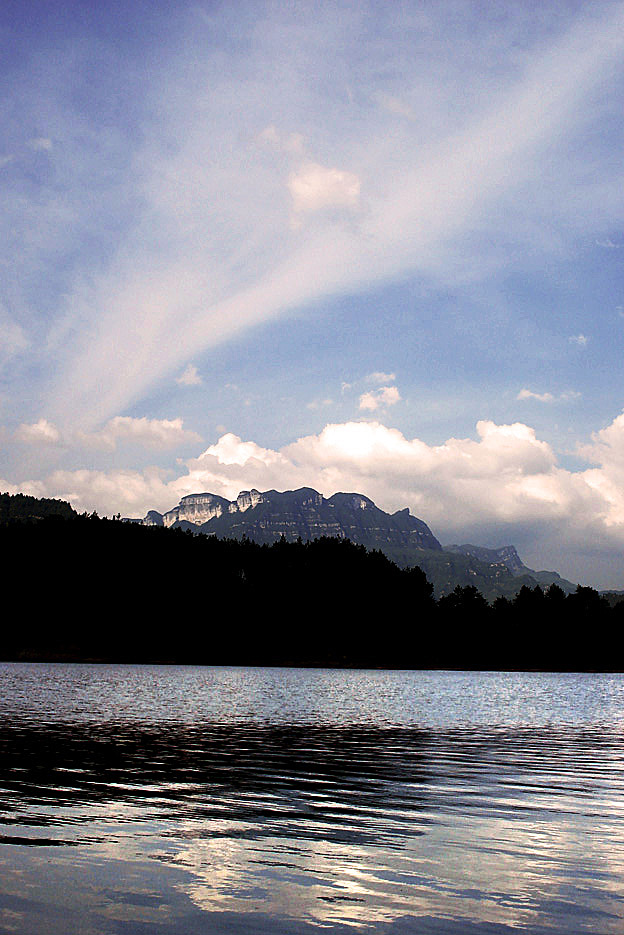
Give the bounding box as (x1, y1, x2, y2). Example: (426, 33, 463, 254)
(139, 486, 443, 555)
(132, 487, 577, 599)
(445, 543, 576, 594)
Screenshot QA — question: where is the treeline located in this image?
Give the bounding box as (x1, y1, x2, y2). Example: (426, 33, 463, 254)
(1, 507, 622, 670)
(0, 492, 76, 523)
(436, 582, 623, 670)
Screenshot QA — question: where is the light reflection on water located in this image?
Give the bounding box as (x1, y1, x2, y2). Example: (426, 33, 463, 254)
(1, 664, 624, 934)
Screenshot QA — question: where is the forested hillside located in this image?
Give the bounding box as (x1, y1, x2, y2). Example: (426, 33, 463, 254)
(1, 495, 622, 669)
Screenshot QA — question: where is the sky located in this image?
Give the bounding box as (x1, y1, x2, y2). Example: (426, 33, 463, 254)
(2, 0, 624, 588)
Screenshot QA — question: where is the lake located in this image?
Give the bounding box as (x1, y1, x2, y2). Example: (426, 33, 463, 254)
(1, 664, 623, 934)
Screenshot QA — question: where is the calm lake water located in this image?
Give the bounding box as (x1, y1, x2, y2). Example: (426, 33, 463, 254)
(1, 665, 624, 935)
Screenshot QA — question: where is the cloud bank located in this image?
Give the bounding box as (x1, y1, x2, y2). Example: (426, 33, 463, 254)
(12, 416, 200, 451)
(6, 412, 624, 588)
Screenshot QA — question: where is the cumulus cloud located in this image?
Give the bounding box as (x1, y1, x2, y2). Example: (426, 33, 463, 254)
(176, 363, 202, 386)
(172, 418, 624, 581)
(9, 413, 624, 585)
(18, 466, 173, 517)
(79, 416, 200, 450)
(577, 412, 624, 524)
(14, 419, 61, 445)
(288, 162, 361, 216)
(359, 385, 401, 411)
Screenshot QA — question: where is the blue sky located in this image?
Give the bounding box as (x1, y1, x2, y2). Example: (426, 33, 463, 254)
(2, 0, 624, 587)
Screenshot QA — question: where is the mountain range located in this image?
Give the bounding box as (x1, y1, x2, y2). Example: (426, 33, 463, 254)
(130, 487, 576, 600)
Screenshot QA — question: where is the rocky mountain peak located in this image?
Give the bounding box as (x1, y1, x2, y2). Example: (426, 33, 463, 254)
(163, 492, 230, 528)
(235, 489, 265, 512)
(142, 486, 443, 559)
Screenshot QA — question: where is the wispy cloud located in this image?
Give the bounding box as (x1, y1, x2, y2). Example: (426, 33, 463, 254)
(569, 334, 588, 346)
(518, 389, 555, 403)
(306, 397, 334, 410)
(366, 371, 396, 384)
(28, 137, 53, 152)
(517, 388, 581, 403)
(258, 125, 304, 155)
(36, 2, 624, 430)
(375, 92, 414, 120)
(11, 415, 201, 450)
(176, 364, 202, 386)
(0, 308, 29, 365)
(79, 417, 201, 451)
(595, 238, 624, 249)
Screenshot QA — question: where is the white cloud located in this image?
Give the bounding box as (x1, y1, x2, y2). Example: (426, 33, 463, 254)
(79, 416, 200, 450)
(19, 466, 172, 517)
(577, 412, 624, 524)
(517, 388, 581, 403)
(9, 412, 624, 585)
(517, 389, 555, 402)
(359, 385, 401, 411)
(174, 418, 624, 575)
(288, 162, 361, 216)
(36, 3, 624, 431)
(366, 371, 396, 384)
(569, 334, 588, 346)
(306, 398, 333, 410)
(176, 363, 202, 386)
(28, 137, 53, 152)
(14, 419, 61, 445)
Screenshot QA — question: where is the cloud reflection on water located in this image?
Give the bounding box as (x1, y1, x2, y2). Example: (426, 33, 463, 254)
(2, 713, 624, 932)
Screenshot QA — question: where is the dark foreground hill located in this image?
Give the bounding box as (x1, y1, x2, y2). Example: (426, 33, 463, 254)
(2, 495, 623, 670)
(134, 487, 576, 600)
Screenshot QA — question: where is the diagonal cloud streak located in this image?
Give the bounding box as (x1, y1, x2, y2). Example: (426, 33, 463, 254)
(39, 2, 624, 429)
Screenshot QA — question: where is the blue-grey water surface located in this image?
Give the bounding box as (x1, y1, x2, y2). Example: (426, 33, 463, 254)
(1, 664, 623, 934)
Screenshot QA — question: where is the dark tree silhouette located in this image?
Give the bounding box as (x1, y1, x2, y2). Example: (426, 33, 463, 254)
(1, 493, 622, 670)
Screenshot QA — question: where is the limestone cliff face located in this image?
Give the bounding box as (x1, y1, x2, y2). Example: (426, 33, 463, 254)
(162, 493, 231, 528)
(144, 486, 442, 559)
(445, 543, 525, 574)
(233, 489, 265, 513)
(131, 489, 575, 598)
